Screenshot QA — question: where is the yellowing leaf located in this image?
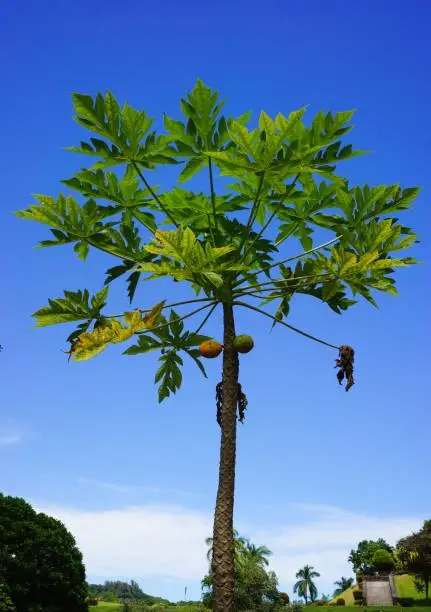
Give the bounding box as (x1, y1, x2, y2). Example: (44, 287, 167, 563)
(71, 301, 164, 361)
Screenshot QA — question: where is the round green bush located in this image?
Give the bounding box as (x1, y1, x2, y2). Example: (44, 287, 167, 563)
(372, 548, 395, 572)
(336, 598, 346, 606)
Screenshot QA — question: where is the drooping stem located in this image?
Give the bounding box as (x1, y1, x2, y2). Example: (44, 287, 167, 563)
(107, 297, 216, 319)
(86, 238, 138, 263)
(132, 161, 179, 228)
(234, 300, 340, 350)
(194, 303, 218, 334)
(139, 303, 215, 336)
(212, 303, 238, 612)
(234, 235, 341, 288)
(233, 271, 334, 298)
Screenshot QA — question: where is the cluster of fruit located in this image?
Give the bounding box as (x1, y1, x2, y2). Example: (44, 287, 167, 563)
(198, 335, 254, 358)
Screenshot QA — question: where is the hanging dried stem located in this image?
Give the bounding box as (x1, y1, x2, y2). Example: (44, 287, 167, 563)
(335, 345, 355, 391)
(215, 381, 248, 426)
(237, 383, 248, 423)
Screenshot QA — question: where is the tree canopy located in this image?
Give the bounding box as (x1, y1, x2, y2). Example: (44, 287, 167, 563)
(0, 493, 88, 612)
(349, 539, 394, 574)
(398, 520, 431, 600)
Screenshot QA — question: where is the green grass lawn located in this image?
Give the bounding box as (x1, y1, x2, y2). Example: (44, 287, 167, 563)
(91, 603, 123, 611)
(395, 574, 425, 599)
(332, 586, 355, 605)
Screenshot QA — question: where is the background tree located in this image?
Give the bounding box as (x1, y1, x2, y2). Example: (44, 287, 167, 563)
(244, 541, 273, 567)
(333, 577, 354, 597)
(0, 493, 88, 612)
(349, 539, 394, 574)
(202, 532, 279, 610)
(397, 520, 431, 601)
(205, 529, 247, 563)
(17, 80, 420, 612)
(294, 565, 320, 603)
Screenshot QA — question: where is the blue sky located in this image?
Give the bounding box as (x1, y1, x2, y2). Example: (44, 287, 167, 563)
(1, 0, 430, 602)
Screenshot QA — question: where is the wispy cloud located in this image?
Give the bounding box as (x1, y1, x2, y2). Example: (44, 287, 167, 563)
(77, 477, 160, 495)
(0, 433, 23, 446)
(0, 420, 38, 447)
(36, 500, 422, 601)
(77, 477, 202, 499)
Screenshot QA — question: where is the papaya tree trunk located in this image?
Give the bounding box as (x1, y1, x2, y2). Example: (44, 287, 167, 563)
(211, 303, 238, 612)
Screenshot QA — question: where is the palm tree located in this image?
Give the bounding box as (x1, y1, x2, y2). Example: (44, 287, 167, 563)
(244, 542, 272, 567)
(294, 565, 320, 604)
(205, 529, 247, 562)
(333, 577, 354, 597)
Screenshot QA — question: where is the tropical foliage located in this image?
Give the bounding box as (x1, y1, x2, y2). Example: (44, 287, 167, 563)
(202, 531, 280, 610)
(18, 80, 420, 611)
(333, 578, 354, 597)
(294, 565, 320, 603)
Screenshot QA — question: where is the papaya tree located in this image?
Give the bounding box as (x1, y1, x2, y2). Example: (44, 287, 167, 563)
(16, 80, 419, 611)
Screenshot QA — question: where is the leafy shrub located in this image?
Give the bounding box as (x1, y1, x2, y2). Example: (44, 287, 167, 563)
(278, 592, 290, 605)
(336, 598, 346, 606)
(310, 601, 326, 607)
(372, 549, 395, 572)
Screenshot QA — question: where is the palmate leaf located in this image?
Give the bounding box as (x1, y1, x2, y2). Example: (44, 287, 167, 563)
(140, 227, 238, 287)
(160, 188, 245, 230)
(16, 195, 118, 257)
(62, 166, 157, 222)
(33, 287, 109, 327)
(124, 308, 212, 402)
(261, 228, 418, 319)
(155, 351, 183, 402)
(69, 91, 179, 169)
(70, 301, 165, 361)
(207, 106, 363, 185)
(163, 80, 252, 182)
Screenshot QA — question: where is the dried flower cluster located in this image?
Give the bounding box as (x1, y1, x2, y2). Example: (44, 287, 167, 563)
(336, 345, 355, 391)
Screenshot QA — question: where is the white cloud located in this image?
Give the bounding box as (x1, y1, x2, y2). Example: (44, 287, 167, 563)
(38, 503, 212, 581)
(36, 500, 422, 598)
(253, 503, 422, 593)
